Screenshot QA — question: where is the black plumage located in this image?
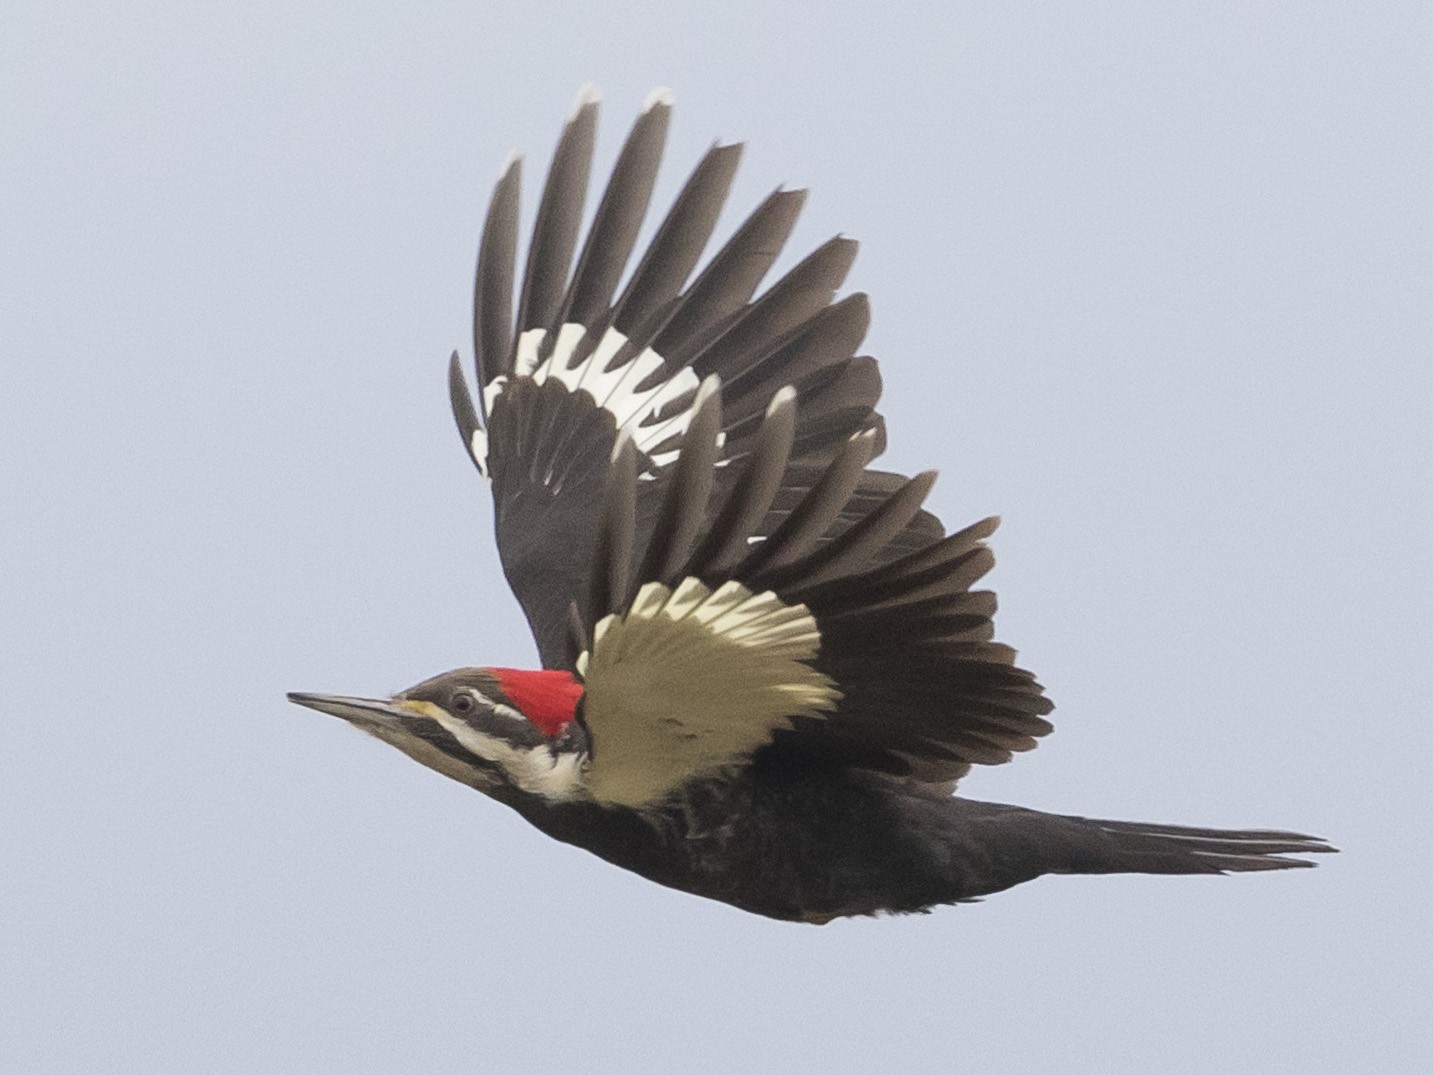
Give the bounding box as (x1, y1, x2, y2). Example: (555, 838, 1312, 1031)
(291, 91, 1333, 921)
(580, 380, 1047, 787)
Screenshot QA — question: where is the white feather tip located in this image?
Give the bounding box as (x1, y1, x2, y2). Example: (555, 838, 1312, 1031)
(643, 86, 676, 112)
(694, 374, 722, 409)
(766, 385, 798, 417)
(569, 83, 602, 120)
(610, 426, 634, 462)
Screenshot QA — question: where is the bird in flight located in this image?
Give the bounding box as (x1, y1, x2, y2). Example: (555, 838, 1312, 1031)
(289, 88, 1333, 922)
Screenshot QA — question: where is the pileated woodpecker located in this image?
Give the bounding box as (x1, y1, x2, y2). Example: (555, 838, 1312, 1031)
(289, 88, 1333, 923)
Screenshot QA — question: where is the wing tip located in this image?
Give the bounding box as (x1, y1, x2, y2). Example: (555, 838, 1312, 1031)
(569, 82, 603, 121)
(643, 85, 676, 112)
(499, 149, 523, 182)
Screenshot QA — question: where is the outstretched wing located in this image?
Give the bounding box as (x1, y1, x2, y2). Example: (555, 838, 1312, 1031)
(572, 382, 1053, 810)
(448, 89, 939, 669)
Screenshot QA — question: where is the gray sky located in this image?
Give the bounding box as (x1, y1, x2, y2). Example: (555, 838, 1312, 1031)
(3, 3, 1429, 1072)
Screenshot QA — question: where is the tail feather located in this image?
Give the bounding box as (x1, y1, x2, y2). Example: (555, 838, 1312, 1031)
(1078, 817, 1337, 874)
(936, 799, 1336, 900)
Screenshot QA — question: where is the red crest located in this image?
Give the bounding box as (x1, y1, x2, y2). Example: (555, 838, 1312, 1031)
(487, 668, 583, 737)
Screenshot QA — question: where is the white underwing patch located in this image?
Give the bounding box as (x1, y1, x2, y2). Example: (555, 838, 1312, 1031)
(469, 428, 491, 481)
(576, 578, 840, 808)
(472, 323, 707, 478)
(597, 579, 827, 666)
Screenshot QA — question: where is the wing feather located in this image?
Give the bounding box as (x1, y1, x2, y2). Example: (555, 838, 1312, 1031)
(588, 434, 638, 624)
(559, 98, 670, 334)
(575, 384, 1052, 799)
(740, 430, 879, 580)
(581, 578, 838, 808)
(650, 188, 807, 367)
(473, 156, 520, 394)
(692, 236, 859, 384)
(635, 377, 723, 587)
(692, 386, 798, 576)
(610, 142, 743, 347)
(458, 94, 944, 668)
(515, 96, 598, 347)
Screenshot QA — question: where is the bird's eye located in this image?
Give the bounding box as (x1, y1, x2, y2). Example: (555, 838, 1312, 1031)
(451, 692, 475, 714)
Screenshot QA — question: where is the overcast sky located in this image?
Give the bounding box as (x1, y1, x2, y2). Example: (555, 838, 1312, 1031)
(3, 3, 1429, 1073)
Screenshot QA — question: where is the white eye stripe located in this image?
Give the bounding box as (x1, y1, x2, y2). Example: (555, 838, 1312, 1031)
(460, 688, 529, 726)
(493, 701, 528, 724)
(428, 700, 585, 801)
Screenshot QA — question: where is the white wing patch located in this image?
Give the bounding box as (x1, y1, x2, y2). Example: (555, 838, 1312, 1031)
(472, 322, 705, 480)
(596, 579, 827, 664)
(576, 579, 840, 809)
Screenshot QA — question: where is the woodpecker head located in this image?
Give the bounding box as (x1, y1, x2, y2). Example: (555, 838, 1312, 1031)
(288, 668, 588, 802)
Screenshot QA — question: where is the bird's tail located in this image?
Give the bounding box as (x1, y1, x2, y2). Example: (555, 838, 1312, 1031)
(1046, 815, 1337, 876)
(939, 799, 1336, 899)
